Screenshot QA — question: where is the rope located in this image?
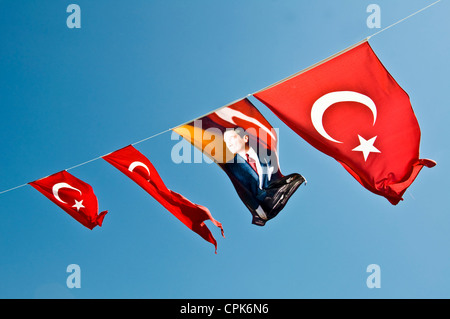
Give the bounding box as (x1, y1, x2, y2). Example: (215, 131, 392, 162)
(367, 0, 441, 40)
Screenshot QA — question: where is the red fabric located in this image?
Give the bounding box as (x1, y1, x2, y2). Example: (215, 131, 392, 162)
(29, 170, 107, 229)
(103, 145, 224, 253)
(246, 153, 258, 174)
(254, 41, 435, 204)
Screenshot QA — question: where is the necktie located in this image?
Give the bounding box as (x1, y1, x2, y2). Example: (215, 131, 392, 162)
(246, 153, 258, 174)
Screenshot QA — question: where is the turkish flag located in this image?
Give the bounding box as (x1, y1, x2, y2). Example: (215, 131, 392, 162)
(254, 40, 435, 204)
(103, 145, 224, 253)
(29, 171, 108, 229)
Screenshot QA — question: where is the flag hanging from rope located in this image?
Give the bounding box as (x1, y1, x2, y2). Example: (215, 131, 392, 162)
(103, 145, 224, 253)
(172, 98, 305, 226)
(29, 170, 108, 229)
(253, 40, 435, 204)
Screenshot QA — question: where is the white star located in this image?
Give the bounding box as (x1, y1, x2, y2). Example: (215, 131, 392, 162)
(72, 199, 85, 211)
(352, 135, 381, 161)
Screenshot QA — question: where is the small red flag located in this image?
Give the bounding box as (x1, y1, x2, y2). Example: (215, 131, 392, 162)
(254, 40, 435, 204)
(29, 171, 108, 229)
(103, 145, 224, 253)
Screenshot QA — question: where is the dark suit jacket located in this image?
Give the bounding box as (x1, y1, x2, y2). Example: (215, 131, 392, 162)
(222, 148, 283, 211)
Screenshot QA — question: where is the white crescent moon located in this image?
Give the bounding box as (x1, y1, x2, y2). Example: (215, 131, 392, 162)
(52, 182, 82, 204)
(128, 161, 151, 178)
(311, 91, 377, 144)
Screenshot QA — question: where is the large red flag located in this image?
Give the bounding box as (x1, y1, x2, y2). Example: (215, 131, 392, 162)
(103, 145, 224, 253)
(29, 170, 108, 229)
(254, 40, 435, 204)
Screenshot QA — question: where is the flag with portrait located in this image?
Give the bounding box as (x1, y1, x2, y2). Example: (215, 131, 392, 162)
(172, 98, 305, 226)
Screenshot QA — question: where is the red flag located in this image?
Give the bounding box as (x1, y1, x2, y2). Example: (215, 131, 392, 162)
(29, 171, 108, 229)
(254, 40, 435, 204)
(103, 145, 224, 253)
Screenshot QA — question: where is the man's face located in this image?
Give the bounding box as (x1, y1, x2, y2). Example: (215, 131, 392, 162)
(224, 130, 248, 154)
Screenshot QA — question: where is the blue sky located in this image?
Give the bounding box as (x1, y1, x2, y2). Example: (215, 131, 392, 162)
(0, 0, 449, 298)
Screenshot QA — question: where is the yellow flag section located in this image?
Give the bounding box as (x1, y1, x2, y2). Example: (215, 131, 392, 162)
(173, 119, 231, 164)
